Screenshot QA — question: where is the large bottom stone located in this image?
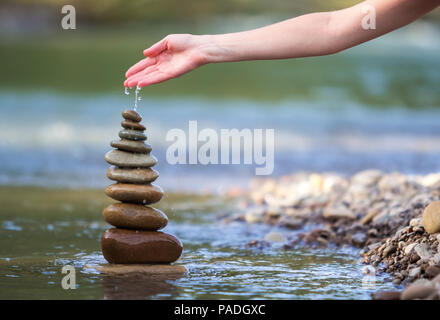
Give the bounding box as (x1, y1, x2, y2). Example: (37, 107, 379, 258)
(102, 203, 168, 230)
(101, 228, 183, 264)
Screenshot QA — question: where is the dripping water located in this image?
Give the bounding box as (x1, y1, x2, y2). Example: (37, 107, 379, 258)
(134, 86, 141, 112)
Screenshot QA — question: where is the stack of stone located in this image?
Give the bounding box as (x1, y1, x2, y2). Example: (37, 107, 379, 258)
(101, 109, 182, 264)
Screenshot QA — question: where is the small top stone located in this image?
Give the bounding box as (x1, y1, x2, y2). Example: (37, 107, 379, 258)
(122, 110, 142, 122)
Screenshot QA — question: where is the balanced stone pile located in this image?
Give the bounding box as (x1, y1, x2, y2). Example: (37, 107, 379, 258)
(101, 109, 182, 264)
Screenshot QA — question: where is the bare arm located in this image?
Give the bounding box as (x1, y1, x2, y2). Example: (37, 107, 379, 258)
(125, 0, 439, 87)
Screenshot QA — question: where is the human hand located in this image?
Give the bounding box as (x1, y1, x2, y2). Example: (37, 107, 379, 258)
(124, 34, 210, 88)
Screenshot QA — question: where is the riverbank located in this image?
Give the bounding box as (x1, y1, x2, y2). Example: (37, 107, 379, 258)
(223, 170, 440, 299)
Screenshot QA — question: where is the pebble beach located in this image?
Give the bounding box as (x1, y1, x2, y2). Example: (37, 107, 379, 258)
(224, 169, 440, 299)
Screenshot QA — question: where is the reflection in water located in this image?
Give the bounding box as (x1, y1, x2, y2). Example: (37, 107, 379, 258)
(102, 273, 184, 300)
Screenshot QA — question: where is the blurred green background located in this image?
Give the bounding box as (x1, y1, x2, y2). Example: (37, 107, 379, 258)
(1, 0, 439, 107)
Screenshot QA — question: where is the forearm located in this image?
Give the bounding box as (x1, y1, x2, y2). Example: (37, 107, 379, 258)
(199, 0, 439, 63)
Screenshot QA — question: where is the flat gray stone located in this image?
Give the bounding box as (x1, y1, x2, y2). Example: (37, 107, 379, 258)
(105, 149, 157, 167)
(107, 166, 159, 183)
(110, 139, 152, 153)
(119, 129, 146, 141)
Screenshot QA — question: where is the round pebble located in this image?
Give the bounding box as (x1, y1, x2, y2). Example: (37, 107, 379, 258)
(105, 183, 163, 204)
(102, 203, 167, 230)
(107, 166, 159, 184)
(119, 129, 146, 141)
(422, 201, 440, 234)
(110, 140, 152, 153)
(122, 110, 142, 122)
(121, 120, 146, 131)
(104, 149, 157, 168)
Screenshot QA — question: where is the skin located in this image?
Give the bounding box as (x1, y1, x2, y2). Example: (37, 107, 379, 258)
(124, 0, 440, 88)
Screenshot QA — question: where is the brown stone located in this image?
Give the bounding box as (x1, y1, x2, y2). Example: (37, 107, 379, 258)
(422, 201, 440, 234)
(107, 166, 159, 184)
(372, 291, 401, 300)
(121, 120, 146, 131)
(110, 140, 152, 153)
(102, 203, 168, 230)
(425, 265, 440, 278)
(101, 228, 182, 264)
(105, 183, 163, 204)
(122, 110, 142, 122)
(401, 282, 437, 300)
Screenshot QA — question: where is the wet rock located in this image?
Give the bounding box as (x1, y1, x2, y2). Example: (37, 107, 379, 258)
(110, 139, 152, 153)
(383, 245, 397, 258)
(107, 166, 159, 184)
(88, 264, 187, 275)
(401, 280, 437, 300)
(105, 183, 163, 204)
(422, 201, 440, 234)
(101, 228, 182, 264)
(121, 120, 146, 131)
(105, 149, 157, 167)
(102, 203, 168, 230)
(122, 109, 142, 122)
(351, 232, 367, 246)
(414, 243, 432, 261)
(278, 216, 302, 230)
(409, 266, 421, 278)
(372, 290, 401, 300)
(119, 129, 147, 141)
(404, 243, 417, 256)
(264, 231, 286, 243)
(425, 265, 440, 278)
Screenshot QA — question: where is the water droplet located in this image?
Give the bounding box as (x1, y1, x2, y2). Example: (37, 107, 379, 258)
(134, 86, 142, 111)
(124, 87, 130, 95)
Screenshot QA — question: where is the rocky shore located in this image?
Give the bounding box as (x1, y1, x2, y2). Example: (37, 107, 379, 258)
(224, 170, 440, 300)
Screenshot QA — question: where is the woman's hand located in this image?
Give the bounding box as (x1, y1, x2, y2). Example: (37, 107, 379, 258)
(124, 34, 211, 88)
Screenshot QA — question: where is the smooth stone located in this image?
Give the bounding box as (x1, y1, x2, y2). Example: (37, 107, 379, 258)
(104, 149, 157, 168)
(264, 231, 286, 243)
(119, 129, 147, 141)
(102, 203, 167, 230)
(110, 139, 152, 153)
(122, 110, 142, 122)
(85, 264, 187, 275)
(105, 183, 163, 204)
(422, 201, 440, 234)
(372, 291, 401, 300)
(401, 281, 437, 300)
(107, 166, 159, 184)
(121, 120, 146, 131)
(414, 243, 432, 261)
(101, 229, 183, 264)
(426, 265, 440, 278)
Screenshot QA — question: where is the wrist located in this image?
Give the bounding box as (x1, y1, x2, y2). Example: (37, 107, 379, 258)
(194, 34, 231, 64)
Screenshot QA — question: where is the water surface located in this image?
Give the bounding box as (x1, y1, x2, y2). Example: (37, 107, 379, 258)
(0, 186, 394, 299)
